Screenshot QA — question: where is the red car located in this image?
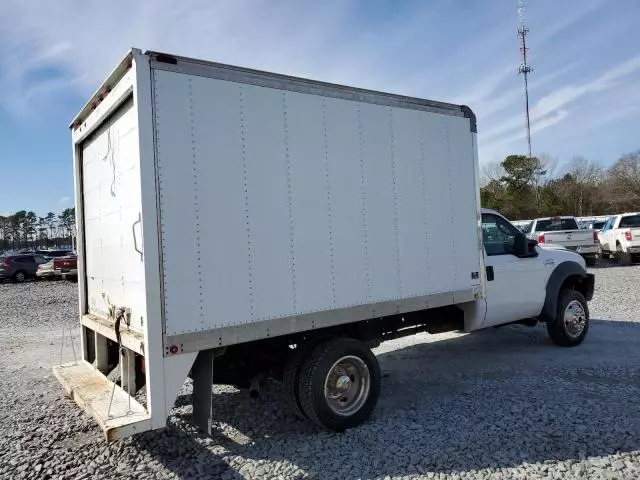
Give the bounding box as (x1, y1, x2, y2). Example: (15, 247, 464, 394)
(53, 254, 78, 280)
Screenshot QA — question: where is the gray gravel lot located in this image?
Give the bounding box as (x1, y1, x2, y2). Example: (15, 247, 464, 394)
(0, 262, 639, 479)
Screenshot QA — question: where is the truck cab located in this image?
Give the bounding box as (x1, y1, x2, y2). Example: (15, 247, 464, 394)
(471, 209, 594, 347)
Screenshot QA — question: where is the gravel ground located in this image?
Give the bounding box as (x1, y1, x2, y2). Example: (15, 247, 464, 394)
(0, 262, 639, 480)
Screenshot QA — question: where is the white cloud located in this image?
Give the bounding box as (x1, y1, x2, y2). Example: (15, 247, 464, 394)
(0, 0, 637, 167)
(481, 54, 640, 143)
(56, 197, 72, 207)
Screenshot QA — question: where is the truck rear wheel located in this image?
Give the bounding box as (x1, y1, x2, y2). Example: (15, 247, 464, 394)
(298, 338, 381, 431)
(547, 289, 589, 347)
(283, 345, 313, 419)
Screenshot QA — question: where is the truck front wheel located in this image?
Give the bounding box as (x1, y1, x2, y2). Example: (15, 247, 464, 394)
(298, 338, 381, 431)
(547, 289, 589, 347)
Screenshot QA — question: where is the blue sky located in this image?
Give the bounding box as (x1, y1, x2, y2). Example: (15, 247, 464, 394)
(1, 0, 639, 216)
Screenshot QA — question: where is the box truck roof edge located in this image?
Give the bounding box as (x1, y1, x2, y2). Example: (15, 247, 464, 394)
(70, 49, 477, 134)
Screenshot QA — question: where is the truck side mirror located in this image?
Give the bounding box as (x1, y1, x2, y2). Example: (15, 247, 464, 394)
(514, 232, 537, 258)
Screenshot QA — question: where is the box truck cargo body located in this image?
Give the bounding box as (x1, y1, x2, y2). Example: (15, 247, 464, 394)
(54, 49, 498, 440)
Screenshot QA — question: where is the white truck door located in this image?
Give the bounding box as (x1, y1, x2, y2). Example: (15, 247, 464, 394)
(481, 213, 548, 327)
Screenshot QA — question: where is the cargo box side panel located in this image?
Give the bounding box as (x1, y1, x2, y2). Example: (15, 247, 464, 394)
(81, 97, 147, 330)
(153, 68, 482, 338)
(444, 114, 482, 291)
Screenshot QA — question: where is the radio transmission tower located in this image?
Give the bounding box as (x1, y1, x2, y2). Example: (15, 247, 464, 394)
(517, 0, 533, 158)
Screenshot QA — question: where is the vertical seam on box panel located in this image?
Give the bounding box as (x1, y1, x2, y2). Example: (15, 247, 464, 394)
(445, 124, 456, 301)
(388, 107, 402, 298)
(238, 85, 255, 319)
(188, 78, 205, 326)
(418, 111, 431, 294)
(281, 91, 297, 312)
(321, 98, 336, 306)
(152, 70, 170, 332)
(149, 68, 167, 335)
(357, 104, 372, 301)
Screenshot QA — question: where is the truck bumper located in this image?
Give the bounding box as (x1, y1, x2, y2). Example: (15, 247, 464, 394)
(575, 246, 598, 255)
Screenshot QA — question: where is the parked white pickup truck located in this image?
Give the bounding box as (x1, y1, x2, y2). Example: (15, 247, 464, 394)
(54, 49, 596, 441)
(523, 216, 599, 266)
(598, 213, 640, 263)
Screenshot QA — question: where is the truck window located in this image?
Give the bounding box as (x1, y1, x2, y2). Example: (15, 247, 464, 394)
(522, 221, 533, 234)
(535, 218, 579, 232)
(481, 214, 519, 256)
(619, 215, 640, 228)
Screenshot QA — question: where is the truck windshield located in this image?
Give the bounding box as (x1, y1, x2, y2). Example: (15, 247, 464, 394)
(619, 215, 640, 228)
(536, 218, 579, 232)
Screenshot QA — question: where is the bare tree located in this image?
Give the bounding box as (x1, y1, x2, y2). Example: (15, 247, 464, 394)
(562, 156, 604, 216)
(480, 161, 505, 187)
(608, 150, 640, 209)
(536, 153, 559, 185)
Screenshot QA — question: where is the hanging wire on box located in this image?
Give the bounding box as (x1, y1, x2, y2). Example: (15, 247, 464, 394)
(101, 128, 117, 197)
(107, 306, 132, 417)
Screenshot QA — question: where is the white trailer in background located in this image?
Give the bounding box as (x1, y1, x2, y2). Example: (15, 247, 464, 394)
(54, 49, 594, 441)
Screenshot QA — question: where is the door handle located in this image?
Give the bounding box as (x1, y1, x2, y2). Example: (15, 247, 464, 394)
(486, 266, 494, 281)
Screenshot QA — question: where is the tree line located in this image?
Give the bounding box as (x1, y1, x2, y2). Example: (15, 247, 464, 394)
(0, 208, 76, 251)
(480, 150, 640, 221)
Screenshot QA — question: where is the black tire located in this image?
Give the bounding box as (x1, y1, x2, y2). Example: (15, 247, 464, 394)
(282, 345, 313, 419)
(584, 255, 597, 267)
(298, 338, 381, 431)
(14, 271, 26, 283)
(546, 289, 589, 347)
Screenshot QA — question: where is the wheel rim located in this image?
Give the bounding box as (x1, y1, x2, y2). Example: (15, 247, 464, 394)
(564, 300, 587, 337)
(324, 355, 370, 416)
(16, 272, 24, 282)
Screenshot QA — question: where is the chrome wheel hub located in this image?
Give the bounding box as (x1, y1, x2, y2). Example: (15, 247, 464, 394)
(564, 300, 587, 337)
(324, 356, 370, 416)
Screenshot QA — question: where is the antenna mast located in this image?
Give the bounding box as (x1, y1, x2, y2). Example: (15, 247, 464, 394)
(517, 0, 533, 158)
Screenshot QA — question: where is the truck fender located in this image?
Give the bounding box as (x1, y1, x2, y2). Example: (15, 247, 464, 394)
(538, 261, 592, 323)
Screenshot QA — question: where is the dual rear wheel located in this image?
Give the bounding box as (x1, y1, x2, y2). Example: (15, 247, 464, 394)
(283, 338, 381, 431)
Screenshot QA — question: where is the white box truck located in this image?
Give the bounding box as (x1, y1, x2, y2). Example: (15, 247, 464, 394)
(54, 49, 594, 441)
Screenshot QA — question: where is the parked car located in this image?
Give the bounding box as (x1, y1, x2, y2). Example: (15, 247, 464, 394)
(0, 254, 50, 282)
(53, 254, 78, 280)
(523, 216, 599, 266)
(598, 213, 640, 263)
(36, 258, 58, 279)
